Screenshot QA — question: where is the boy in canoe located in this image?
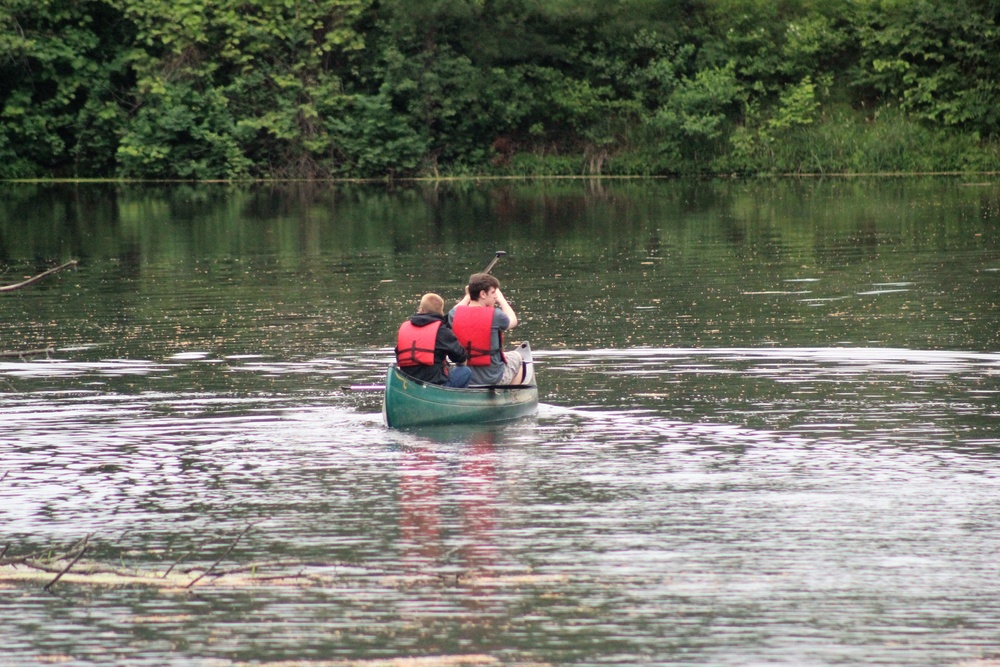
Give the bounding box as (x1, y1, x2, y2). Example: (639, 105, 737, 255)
(449, 272, 527, 386)
(395, 293, 472, 387)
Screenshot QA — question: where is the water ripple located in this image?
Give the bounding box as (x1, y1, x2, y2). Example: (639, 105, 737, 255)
(2, 346, 1000, 666)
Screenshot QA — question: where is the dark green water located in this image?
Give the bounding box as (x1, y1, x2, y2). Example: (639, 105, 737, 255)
(1, 178, 1000, 666)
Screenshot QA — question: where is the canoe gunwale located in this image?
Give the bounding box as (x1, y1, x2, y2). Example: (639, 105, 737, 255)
(390, 371, 536, 392)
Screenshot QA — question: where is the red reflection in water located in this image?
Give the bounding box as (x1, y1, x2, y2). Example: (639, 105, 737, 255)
(460, 435, 498, 570)
(399, 445, 444, 562)
(398, 431, 498, 571)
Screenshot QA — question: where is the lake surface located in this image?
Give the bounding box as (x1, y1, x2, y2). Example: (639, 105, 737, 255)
(1, 178, 999, 666)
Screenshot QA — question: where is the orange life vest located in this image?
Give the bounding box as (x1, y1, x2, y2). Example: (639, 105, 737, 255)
(451, 306, 496, 367)
(396, 320, 441, 367)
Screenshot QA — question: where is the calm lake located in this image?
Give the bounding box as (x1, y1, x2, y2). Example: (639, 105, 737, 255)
(1, 177, 999, 666)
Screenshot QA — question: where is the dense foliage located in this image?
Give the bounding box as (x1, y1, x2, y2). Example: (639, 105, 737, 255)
(3, 0, 1000, 179)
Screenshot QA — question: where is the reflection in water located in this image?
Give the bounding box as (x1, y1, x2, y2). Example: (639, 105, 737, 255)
(399, 430, 500, 575)
(460, 434, 500, 573)
(399, 444, 443, 564)
(3, 346, 1000, 665)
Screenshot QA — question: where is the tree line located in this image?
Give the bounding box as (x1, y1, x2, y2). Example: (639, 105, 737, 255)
(3, 0, 1000, 181)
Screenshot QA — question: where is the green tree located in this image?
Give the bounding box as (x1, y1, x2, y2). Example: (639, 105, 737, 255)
(118, 0, 372, 179)
(4, 0, 1000, 179)
(0, 0, 132, 178)
(856, 0, 1000, 136)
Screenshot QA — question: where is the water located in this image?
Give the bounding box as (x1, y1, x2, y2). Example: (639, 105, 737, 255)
(1, 178, 1000, 666)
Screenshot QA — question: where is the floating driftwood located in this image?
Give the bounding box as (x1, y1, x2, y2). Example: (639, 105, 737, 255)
(0, 526, 312, 591)
(1, 538, 567, 595)
(0, 560, 323, 590)
(233, 656, 507, 667)
(0, 522, 571, 598)
(0, 556, 567, 592)
(0, 535, 558, 666)
(0, 526, 394, 591)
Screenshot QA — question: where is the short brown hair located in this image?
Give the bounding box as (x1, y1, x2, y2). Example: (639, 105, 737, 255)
(467, 273, 500, 301)
(418, 293, 445, 315)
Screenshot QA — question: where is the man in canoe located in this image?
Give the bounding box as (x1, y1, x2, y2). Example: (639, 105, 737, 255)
(449, 272, 527, 386)
(396, 293, 472, 388)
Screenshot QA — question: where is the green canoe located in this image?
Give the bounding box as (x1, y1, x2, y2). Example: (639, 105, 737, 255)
(382, 341, 538, 428)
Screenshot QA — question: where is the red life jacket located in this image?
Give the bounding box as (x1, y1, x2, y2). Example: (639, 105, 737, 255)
(396, 320, 441, 367)
(451, 306, 496, 367)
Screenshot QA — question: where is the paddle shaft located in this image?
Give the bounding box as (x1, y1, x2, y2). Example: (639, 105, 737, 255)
(481, 250, 506, 274)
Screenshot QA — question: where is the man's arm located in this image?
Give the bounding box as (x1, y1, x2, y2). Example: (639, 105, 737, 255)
(495, 288, 518, 329)
(440, 328, 468, 365)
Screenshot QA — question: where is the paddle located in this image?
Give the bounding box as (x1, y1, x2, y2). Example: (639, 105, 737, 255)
(346, 250, 507, 392)
(481, 250, 506, 275)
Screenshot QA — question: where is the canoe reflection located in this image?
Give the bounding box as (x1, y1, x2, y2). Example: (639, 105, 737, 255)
(398, 428, 501, 573)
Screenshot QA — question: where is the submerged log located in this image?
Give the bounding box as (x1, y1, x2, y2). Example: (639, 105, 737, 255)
(0, 346, 54, 358)
(0, 530, 564, 594)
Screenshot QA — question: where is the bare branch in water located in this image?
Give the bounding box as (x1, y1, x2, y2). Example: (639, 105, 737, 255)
(0, 260, 78, 293)
(185, 523, 254, 589)
(43, 535, 90, 591)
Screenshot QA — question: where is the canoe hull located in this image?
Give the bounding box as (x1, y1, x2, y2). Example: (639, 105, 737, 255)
(382, 357, 538, 428)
